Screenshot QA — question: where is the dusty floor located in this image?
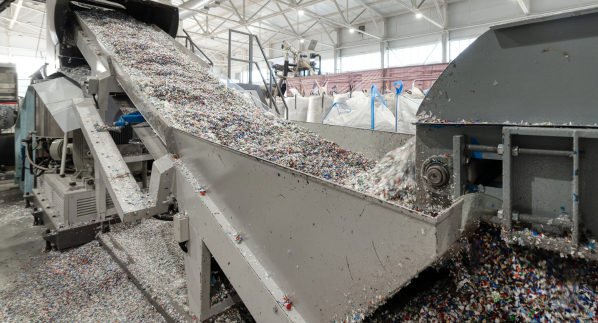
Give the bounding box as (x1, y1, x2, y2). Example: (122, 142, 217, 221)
(0, 180, 48, 288)
(0, 179, 255, 323)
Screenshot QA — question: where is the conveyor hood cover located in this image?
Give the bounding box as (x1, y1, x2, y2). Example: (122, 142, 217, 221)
(418, 8, 598, 127)
(31, 77, 84, 132)
(47, 0, 179, 45)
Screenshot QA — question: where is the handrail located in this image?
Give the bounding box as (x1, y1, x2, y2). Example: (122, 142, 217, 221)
(227, 29, 289, 119)
(176, 30, 214, 67)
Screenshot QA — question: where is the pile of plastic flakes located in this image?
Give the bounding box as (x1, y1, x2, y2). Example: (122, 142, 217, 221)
(343, 137, 443, 216)
(207, 303, 256, 323)
(211, 272, 236, 306)
(100, 219, 192, 322)
(76, 9, 375, 185)
(57, 65, 92, 83)
(0, 240, 165, 322)
(363, 223, 598, 323)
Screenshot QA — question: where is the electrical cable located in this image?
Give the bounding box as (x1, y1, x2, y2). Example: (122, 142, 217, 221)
(25, 147, 56, 171)
(152, 214, 174, 221)
(25, 142, 76, 172)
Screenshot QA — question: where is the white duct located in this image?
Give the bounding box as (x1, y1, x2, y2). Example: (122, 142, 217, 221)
(179, 0, 211, 20)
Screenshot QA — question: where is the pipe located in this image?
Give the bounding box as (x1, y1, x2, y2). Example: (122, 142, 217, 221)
(517, 148, 574, 157)
(179, 0, 211, 20)
(25, 146, 55, 171)
(60, 131, 68, 177)
(465, 144, 497, 153)
(466, 144, 578, 157)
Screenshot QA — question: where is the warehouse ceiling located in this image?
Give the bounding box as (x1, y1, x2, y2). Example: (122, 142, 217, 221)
(0, 0, 456, 65)
(177, 0, 448, 61)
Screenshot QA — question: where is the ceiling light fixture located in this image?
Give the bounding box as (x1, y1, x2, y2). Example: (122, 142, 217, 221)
(300, 39, 305, 43)
(349, 28, 355, 33)
(298, 9, 305, 15)
(416, 13, 422, 18)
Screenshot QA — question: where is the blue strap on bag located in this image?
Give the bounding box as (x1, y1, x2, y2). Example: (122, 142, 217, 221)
(321, 102, 351, 124)
(370, 85, 387, 130)
(394, 80, 403, 132)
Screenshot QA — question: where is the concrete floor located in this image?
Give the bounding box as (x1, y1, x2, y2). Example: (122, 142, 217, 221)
(0, 179, 49, 288)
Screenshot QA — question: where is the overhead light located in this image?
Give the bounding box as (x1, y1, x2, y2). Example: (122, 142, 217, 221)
(349, 28, 355, 33)
(300, 39, 305, 43)
(298, 9, 305, 15)
(416, 13, 422, 18)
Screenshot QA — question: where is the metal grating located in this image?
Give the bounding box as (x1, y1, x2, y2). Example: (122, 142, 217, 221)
(44, 180, 52, 201)
(76, 196, 97, 217)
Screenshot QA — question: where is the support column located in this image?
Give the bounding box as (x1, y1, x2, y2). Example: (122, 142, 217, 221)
(333, 47, 338, 74)
(380, 42, 385, 69)
(442, 30, 448, 63)
(441, 3, 448, 63)
(380, 17, 386, 70)
(334, 28, 341, 73)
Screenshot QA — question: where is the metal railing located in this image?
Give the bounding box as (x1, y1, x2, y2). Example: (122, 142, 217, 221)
(176, 30, 214, 67)
(227, 29, 288, 119)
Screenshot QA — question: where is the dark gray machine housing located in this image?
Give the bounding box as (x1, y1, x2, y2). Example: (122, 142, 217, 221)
(415, 8, 598, 247)
(45, 0, 179, 73)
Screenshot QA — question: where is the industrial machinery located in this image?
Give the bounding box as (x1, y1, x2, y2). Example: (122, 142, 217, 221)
(270, 40, 321, 97)
(415, 8, 598, 258)
(0, 63, 18, 131)
(0, 63, 19, 180)
(17, 0, 597, 322)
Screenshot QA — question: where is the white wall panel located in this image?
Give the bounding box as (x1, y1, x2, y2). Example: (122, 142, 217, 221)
(449, 25, 488, 40)
(387, 33, 440, 49)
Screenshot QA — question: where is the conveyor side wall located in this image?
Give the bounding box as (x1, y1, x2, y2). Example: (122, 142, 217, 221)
(172, 129, 462, 322)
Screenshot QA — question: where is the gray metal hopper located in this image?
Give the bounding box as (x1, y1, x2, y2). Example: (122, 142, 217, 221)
(415, 8, 598, 259)
(68, 9, 471, 322)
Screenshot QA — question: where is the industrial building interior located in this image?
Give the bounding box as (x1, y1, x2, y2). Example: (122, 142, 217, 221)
(1, 0, 598, 322)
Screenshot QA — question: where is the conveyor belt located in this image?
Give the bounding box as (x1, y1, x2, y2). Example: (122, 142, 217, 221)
(72, 10, 467, 322)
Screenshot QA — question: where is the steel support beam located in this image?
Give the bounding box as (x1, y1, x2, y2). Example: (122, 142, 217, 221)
(516, 0, 530, 14)
(395, 0, 443, 28)
(8, 0, 23, 30)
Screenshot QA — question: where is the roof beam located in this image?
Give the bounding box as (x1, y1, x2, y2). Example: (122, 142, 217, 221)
(1, 16, 45, 33)
(432, 0, 444, 26)
(192, 15, 208, 33)
(350, 9, 366, 24)
(352, 0, 383, 18)
(331, 0, 349, 24)
(274, 2, 297, 34)
(395, 0, 443, 28)
(319, 21, 336, 45)
(9, 0, 24, 30)
(272, 0, 381, 39)
(516, 0, 529, 14)
(247, 0, 272, 21)
(226, 0, 245, 21)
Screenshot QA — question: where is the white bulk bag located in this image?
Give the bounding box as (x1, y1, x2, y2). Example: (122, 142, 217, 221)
(395, 92, 423, 135)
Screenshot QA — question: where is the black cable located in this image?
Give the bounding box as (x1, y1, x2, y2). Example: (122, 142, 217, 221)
(152, 214, 173, 221)
(92, 94, 99, 109)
